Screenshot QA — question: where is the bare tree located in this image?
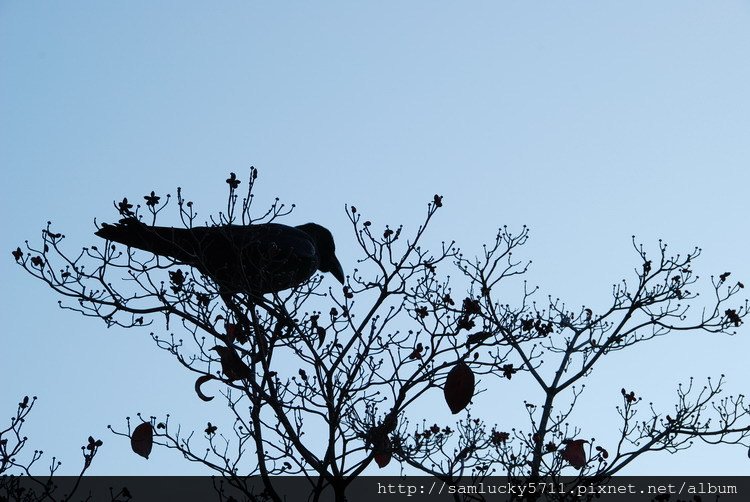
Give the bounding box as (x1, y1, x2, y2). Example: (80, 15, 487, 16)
(0, 396, 115, 502)
(12, 169, 750, 501)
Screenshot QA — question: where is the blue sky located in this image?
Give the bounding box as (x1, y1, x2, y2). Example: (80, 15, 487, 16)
(2, 1, 749, 475)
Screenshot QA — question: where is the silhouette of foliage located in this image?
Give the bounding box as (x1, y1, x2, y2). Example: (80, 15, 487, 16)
(13, 168, 750, 501)
(0, 397, 118, 502)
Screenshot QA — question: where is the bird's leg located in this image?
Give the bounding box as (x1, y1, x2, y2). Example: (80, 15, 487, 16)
(218, 290, 266, 362)
(242, 293, 299, 353)
(255, 293, 297, 338)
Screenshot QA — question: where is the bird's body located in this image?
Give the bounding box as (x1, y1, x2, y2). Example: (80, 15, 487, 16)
(95, 218, 344, 294)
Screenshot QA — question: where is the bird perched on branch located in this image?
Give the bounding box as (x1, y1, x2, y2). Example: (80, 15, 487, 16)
(95, 218, 345, 294)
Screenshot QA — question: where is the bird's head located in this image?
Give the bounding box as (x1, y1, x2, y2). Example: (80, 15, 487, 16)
(296, 223, 345, 285)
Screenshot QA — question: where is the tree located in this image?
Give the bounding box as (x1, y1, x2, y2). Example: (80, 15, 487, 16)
(0, 396, 115, 501)
(12, 169, 750, 501)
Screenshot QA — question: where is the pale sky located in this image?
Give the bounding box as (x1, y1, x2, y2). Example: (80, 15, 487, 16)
(2, 1, 749, 476)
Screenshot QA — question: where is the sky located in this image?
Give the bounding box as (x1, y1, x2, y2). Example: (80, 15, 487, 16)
(1, 1, 749, 476)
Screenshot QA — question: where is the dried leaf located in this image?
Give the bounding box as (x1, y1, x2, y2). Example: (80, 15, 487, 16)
(374, 450, 392, 468)
(195, 375, 215, 402)
(370, 427, 392, 468)
(443, 362, 475, 414)
(131, 422, 153, 459)
(561, 439, 587, 469)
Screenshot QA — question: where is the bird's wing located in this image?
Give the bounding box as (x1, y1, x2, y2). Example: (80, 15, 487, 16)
(96, 218, 203, 264)
(96, 221, 321, 294)
(233, 224, 319, 292)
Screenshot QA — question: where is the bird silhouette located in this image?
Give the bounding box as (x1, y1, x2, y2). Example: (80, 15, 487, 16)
(95, 217, 345, 294)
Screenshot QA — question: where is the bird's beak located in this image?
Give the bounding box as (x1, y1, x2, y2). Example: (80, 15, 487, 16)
(331, 256, 345, 285)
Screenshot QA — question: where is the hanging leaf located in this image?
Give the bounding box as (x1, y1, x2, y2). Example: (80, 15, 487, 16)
(443, 362, 475, 414)
(561, 439, 588, 469)
(316, 326, 326, 348)
(374, 449, 392, 468)
(370, 426, 392, 468)
(195, 375, 215, 402)
(131, 422, 153, 459)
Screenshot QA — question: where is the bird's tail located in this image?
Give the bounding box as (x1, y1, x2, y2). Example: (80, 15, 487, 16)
(95, 218, 196, 262)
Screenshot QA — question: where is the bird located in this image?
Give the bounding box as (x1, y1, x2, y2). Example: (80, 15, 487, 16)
(95, 217, 345, 295)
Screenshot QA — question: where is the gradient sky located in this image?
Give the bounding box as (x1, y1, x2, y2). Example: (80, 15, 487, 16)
(2, 1, 749, 476)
